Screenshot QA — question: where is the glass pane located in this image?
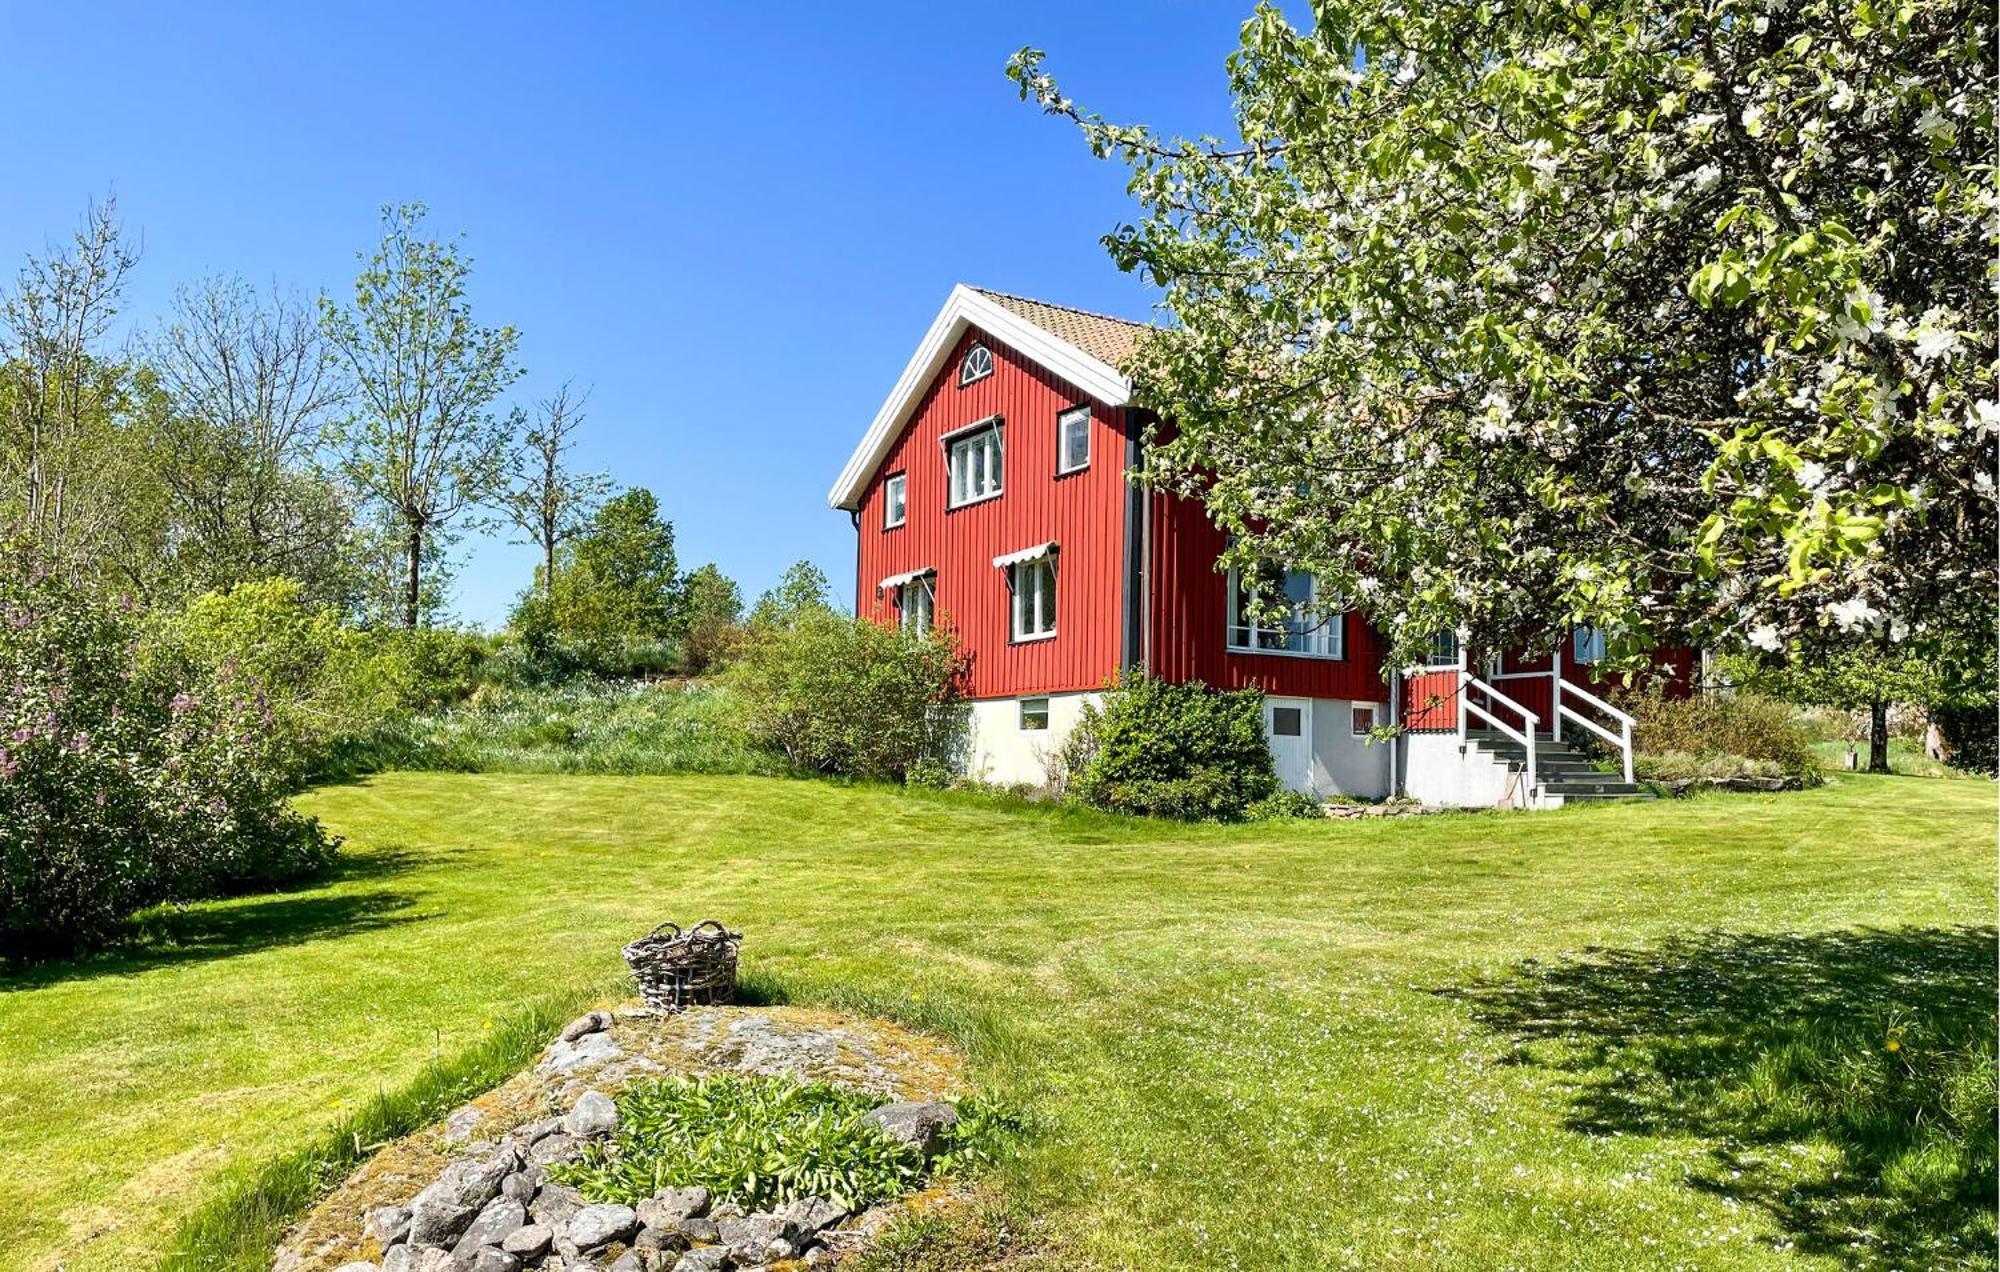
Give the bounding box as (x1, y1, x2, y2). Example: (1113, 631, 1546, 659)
(1271, 706, 1303, 736)
(1062, 410, 1089, 468)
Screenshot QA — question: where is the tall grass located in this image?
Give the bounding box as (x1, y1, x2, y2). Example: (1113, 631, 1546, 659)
(370, 680, 786, 776)
(157, 987, 604, 1272)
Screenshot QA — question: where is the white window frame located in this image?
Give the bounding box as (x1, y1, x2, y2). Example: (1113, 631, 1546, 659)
(898, 573, 935, 637)
(1009, 556, 1057, 642)
(1426, 629, 1461, 668)
(1019, 697, 1050, 730)
(1351, 703, 1377, 736)
(944, 418, 1004, 509)
(1225, 565, 1343, 659)
(958, 342, 993, 387)
(1056, 404, 1091, 475)
(883, 472, 907, 529)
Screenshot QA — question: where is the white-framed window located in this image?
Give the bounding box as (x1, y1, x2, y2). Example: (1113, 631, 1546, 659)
(946, 420, 1003, 507)
(898, 573, 935, 637)
(958, 343, 993, 387)
(1226, 565, 1343, 658)
(1427, 630, 1461, 668)
(883, 473, 907, 529)
(1573, 626, 1607, 665)
(1351, 704, 1376, 736)
(1019, 697, 1050, 730)
(1009, 556, 1057, 641)
(1057, 404, 1091, 474)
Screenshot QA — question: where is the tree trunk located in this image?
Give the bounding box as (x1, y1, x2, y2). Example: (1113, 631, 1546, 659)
(1867, 699, 1890, 773)
(544, 532, 556, 601)
(404, 522, 424, 630)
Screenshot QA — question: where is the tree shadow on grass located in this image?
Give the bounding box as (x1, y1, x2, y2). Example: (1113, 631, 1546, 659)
(1, 846, 439, 991)
(1440, 926, 1998, 1268)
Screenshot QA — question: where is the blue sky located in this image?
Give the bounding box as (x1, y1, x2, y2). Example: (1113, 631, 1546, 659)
(0, 2, 1255, 626)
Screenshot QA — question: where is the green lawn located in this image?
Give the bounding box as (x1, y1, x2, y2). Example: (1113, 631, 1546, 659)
(0, 772, 1991, 1271)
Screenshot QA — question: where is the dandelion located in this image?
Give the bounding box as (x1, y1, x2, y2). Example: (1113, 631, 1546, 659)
(1885, 1038, 1901, 1052)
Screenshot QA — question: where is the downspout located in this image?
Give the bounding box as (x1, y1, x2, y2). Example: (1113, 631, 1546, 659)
(1121, 409, 1148, 678)
(849, 508, 861, 615)
(1387, 667, 1402, 798)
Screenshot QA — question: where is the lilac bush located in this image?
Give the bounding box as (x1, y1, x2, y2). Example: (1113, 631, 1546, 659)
(0, 558, 336, 959)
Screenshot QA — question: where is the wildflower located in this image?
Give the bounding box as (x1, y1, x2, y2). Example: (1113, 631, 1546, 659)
(170, 692, 194, 715)
(1885, 1038, 1901, 1052)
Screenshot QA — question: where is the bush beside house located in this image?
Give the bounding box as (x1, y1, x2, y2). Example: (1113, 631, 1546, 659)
(1059, 676, 1292, 821)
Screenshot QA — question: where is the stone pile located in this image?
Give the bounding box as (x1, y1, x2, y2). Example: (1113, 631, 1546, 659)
(322, 1012, 959, 1272)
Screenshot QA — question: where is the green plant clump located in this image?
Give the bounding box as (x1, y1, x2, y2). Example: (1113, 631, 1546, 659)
(552, 1074, 960, 1211)
(1060, 676, 1280, 821)
(1630, 690, 1818, 779)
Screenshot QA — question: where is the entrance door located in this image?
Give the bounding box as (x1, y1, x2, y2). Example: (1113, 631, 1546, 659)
(1264, 697, 1314, 793)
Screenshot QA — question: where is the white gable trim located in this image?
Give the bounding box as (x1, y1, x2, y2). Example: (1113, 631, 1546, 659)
(826, 284, 1131, 510)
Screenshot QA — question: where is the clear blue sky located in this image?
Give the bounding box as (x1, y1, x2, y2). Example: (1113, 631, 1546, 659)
(0, 2, 1254, 626)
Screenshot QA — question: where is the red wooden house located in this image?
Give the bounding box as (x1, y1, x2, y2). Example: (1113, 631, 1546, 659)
(829, 286, 1678, 807)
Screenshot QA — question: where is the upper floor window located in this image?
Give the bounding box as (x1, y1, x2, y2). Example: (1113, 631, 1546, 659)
(958, 343, 993, 387)
(898, 572, 935, 637)
(1227, 565, 1343, 658)
(1057, 405, 1091, 474)
(995, 544, 1058, 642)
(946, 419, 1003, 507)
(1572, 626, 1607, 665)
(883, 473, 907, 529)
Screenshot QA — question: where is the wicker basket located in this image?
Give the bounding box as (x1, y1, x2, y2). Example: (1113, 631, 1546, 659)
(622, 919, 741, 1012)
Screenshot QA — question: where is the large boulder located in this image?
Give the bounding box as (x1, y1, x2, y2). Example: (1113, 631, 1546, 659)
(776, 1195, 847, 1237)
(451, 1198, 527, 1256)
(636, 1185, 710, 1231)
(367, 1205, 412, 1247)
(862, 1101, 958, 1158)
(501, 1222, 554, 1260)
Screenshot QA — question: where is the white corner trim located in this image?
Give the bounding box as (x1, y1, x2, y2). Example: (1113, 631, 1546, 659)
(878, 566, 934, 592)
(992, 541, 1058, 569)
(827, 285, 1132, 510)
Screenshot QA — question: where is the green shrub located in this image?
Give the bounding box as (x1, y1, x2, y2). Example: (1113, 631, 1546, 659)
(0, 561, 335, 960)
(725, 612, 967, 781)
(1061, 677, 1279, 821)
(1631, 689, 1817, 777)
(551, 1074, 922, 1211)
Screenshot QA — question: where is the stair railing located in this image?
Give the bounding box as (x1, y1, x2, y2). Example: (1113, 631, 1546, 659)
(1459, 671, 1540, 800)
(1554, 679, 1636, 784)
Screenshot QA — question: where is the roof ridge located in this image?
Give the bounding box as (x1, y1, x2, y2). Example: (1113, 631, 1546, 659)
(971, 286, 1150, 329)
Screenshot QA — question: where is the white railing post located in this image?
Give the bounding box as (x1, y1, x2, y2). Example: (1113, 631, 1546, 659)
(1621, 719, 1635, 785)
(1455, 630, 1469, 750)
(1550, 647, 1564, 742)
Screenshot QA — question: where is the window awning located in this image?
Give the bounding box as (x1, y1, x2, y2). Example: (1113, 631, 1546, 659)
(992, 542, 1058, 569)
(877, 567, 934, 592)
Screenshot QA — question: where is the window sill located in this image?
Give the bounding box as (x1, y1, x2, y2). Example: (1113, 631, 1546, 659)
(1054, 462, 1090, 479)
(884, 519, 906, 531)
(946, 490, 1003, 512)
(1226, 644, 1344, 662)
(1010, 630, 1058, 645)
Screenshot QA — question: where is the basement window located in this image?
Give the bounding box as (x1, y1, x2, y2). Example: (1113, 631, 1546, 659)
(1352, 704, 1377, 736)
(1020, 697, 1050, 730)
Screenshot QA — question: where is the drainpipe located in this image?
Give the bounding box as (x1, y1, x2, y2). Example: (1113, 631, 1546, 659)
(1387, 668, 1402, 798)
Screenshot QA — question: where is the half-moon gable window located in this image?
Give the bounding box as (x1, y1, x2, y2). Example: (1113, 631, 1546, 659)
(958, 343, 993, 387)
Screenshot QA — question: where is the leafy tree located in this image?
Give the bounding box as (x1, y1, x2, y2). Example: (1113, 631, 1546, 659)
(1009, 0, 1993, 679)
(1724, 635, 1978, 772)
(0, 198, 140, 578)
(495, 381, 611, 600)
(679, 561, 744, 674)
(143, 276, 363, 610)
(565, 487, 681, 638)
(749, 560, 834, 629)
(321, 203, 523, 628)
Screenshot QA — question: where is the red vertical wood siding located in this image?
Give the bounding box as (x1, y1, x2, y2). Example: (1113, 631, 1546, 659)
(1403, 638, 1699, 734)
(1145, 491, 1393, 700)
(853, 328, 1129, 700)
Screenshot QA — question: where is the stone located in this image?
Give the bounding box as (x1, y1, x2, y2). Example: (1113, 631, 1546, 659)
(802, 1247, 834, 1269)
(385, 1251, 454, 1272)
(566, 1202, 639, 1250)
(676, 1217, 720, 1243)
(542, 1031, 622, 1074)
(368, 1204, 413, 1247)
(563, 1090, 620, 1139)
(332, 1263, 380, 1272)
(500, 1167, 540, 1204)
(561, 1010, 615, 1042)
(501, 1222, 554, 1259)
(408, 1145, 520, 1246)
(452, 1198, 528, 1257)
(512, 1117, 563, 1146)
(709, 1201, 745, 1222)
(442, 1105, 488, 1144)
(469, 1251, 521, 1272)
(672, 1248, 734, 1272)
(406, 1197, 480, 1248)
(636, 1186, 711, 1230)
(862, 1101, 958, 1157)
(528, 1132, 581, 1167)
(380, 1247, 424, 1272)
(775, 1195, 846, 1237)
(715, 1214, 797, 1263)
(634, 1224, 689, 1255)
(606, 1252, 645, 1272)
(530, 1182, 586, 1229)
